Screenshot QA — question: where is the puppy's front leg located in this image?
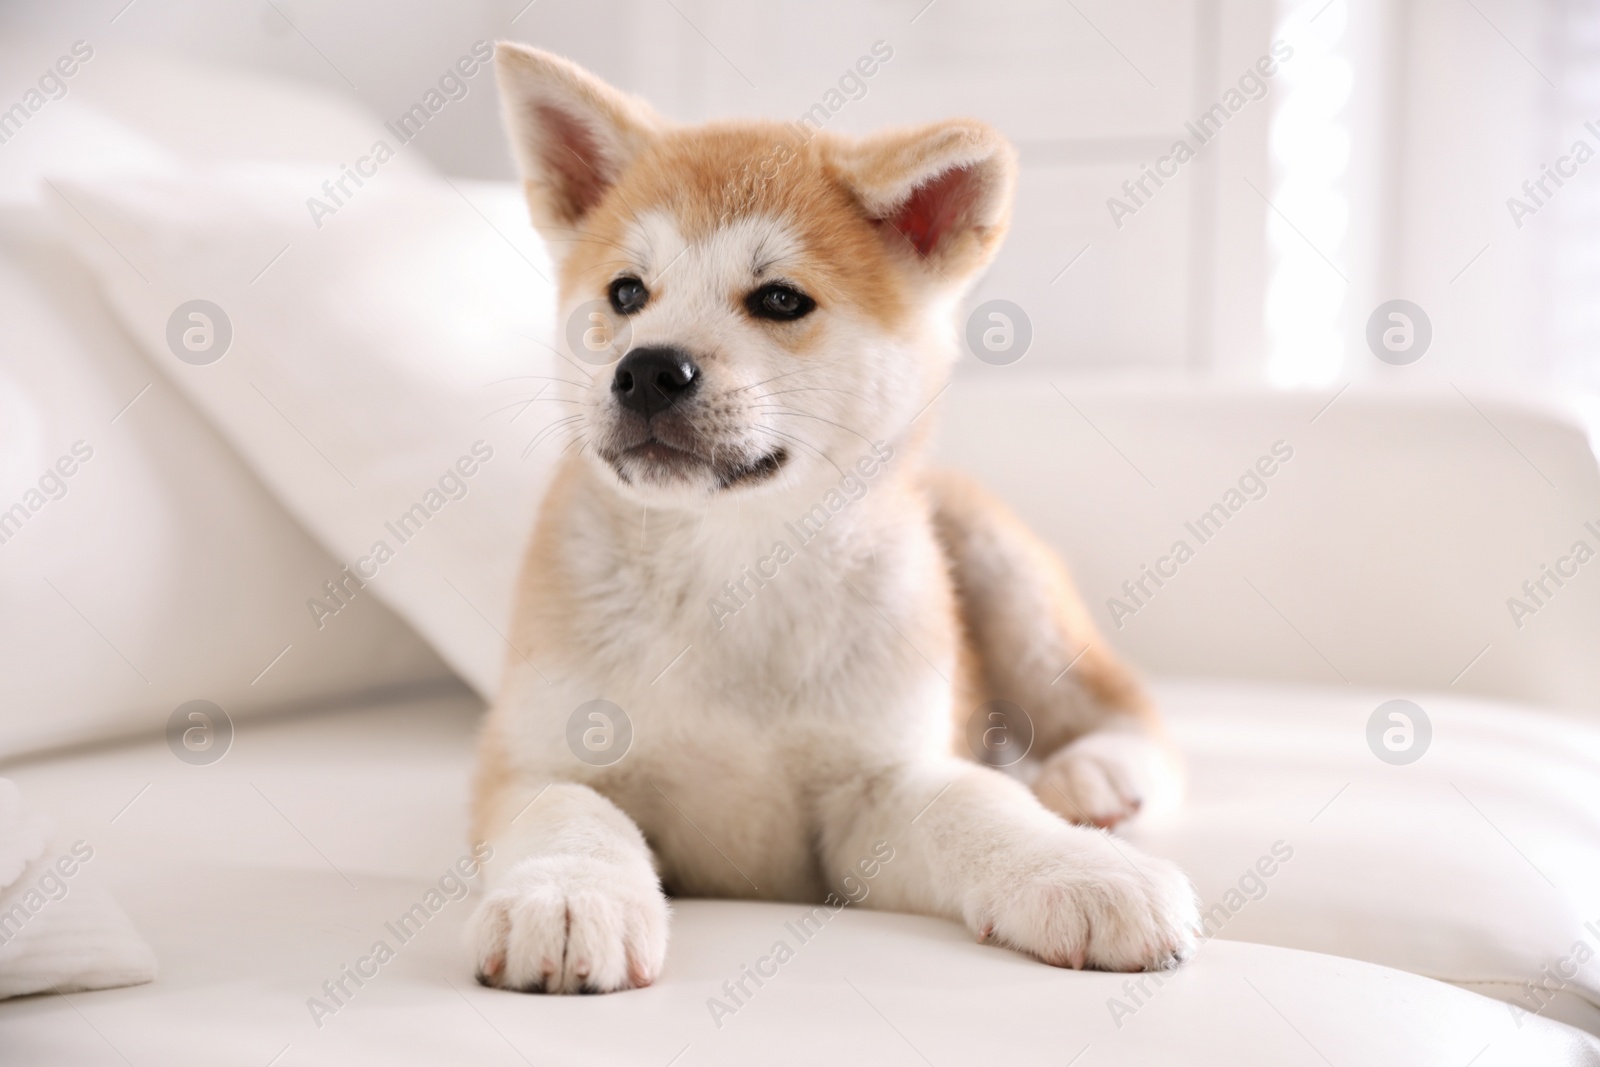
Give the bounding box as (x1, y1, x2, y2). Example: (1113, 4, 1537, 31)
(821, 760, 1197, 971)
(468, 780, 668, 993)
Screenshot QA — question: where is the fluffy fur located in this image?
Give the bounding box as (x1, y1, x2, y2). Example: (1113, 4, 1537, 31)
(468, 42, 1198, 994)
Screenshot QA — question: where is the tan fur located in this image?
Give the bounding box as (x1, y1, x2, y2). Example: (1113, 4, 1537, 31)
(926, 468, 1155, 732)
(924, 469, 1180, 825)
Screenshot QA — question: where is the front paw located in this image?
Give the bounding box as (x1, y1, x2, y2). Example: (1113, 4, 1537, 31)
(1032, 730, 1179, 829)
(467, 854, 668, 994)
(967, 832, 1198, 972)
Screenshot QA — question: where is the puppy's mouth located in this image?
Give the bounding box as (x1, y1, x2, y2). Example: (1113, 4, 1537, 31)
(610, 436, 788, 490)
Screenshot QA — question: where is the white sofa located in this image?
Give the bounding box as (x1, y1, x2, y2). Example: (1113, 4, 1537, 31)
(5, 682, 1600, 1065)
(6, 382, 1600, 1065)
(4, 43, 1600, 1067)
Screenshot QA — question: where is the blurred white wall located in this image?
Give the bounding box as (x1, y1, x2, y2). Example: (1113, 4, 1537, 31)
(0, 0, 1279, 380)
(1267, 0, 1599, 400)
(1, 0, 1593, 393)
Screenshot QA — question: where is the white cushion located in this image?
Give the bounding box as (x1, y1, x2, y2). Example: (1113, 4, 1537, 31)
(0, 779, 157, 999)
(51, 166, 560, 699)
(0, 684, 1593, 1062)
(3, 37, 548, 707)
(0, 45, 457, 756)
(1, 688, 1594, 1065)
(0, 209, 451, 757)
(1129, 679, 1600, 1034)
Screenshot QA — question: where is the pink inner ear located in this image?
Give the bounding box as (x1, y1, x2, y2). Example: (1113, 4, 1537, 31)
(535, 103, 609, 222)
(885, 164, 981, 259)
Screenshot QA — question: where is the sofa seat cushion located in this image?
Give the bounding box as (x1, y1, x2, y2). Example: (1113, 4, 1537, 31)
(4, 684, 1598, 1063)
(1130, 679, 1600, 1034)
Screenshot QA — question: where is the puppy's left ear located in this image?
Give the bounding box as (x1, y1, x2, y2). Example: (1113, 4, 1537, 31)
(833, 119, 1016, 285)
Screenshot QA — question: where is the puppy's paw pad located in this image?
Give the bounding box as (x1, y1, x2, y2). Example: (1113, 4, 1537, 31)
(467, 857, 668, 994)
(1033, 731, 1178, 829)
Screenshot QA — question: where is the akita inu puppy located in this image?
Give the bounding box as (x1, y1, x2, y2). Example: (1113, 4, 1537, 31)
(469, 43, 1198, 994)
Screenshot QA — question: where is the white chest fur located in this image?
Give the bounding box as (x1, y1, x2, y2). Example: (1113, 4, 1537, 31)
(495, 458, 956, 897)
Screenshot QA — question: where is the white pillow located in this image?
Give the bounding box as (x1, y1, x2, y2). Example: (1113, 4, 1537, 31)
(0, 49, 462, 756)
(0, 778, 156, 999)
(51, 165, 561, 697)
(0, 208, 452, 757)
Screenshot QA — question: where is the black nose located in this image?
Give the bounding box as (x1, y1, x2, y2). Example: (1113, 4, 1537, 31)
(612, 347, 699, 418)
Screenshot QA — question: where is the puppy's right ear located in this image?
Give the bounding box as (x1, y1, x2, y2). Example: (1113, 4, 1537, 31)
(493, 43, 662, 245)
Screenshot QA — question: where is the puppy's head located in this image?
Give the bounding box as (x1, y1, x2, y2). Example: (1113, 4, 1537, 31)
(496, 44, 1015, 506)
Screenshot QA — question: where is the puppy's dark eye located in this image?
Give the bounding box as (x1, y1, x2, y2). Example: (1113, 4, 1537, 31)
(747, 284, 815, 322)
(609, 276, 649, 315)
